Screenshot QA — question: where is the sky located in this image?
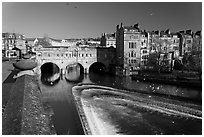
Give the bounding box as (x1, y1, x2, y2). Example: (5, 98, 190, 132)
(2, 2, 202, 39)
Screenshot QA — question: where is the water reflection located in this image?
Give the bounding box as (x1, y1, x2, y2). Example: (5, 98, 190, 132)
(41, 73, 60, 86)
(40, 73, 84, 135)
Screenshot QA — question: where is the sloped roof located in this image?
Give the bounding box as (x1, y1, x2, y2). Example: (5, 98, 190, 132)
(49, 38, 62, 42)
(195, 31, 202, 36)
(25, 38, 37, 41)
(124, 26, 140, 31)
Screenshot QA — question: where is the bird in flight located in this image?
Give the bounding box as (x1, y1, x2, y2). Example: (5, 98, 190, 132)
(150, 13, 154, 16)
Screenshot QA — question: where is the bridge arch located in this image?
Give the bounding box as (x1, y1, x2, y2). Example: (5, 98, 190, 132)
(40, 62, 60, 86)
(40, 62, 60, 75)
(89, 62, 106, 74)
(65, 63, 84, 74)
(65, 63, 84, 82)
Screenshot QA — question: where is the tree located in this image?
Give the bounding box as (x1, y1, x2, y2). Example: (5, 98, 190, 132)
(37, 34, 51, 47)
(148, 37, 173, 73)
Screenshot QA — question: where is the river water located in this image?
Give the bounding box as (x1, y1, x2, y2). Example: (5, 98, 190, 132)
(38, 72, 202, 135)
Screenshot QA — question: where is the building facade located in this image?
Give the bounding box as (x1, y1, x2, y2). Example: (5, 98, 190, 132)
(148, 29, 180, 71)
(100, 33, 116, 48)
(178, 30, 194, 56)
(2, 32, 25, 58)
(114, 23, 201, 75)
(116, 23, 148, 75)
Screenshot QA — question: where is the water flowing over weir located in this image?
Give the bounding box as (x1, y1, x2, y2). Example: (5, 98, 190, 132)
(37, 66, 201, 135)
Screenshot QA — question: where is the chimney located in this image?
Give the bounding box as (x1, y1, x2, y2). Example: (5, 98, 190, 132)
(186, 29, 192, 35)
(134, 23, 139, 29)
(155, 30, 160, 36)
(120, 22, 123, 28)
(165, 29, 170, 35)
(116, 24, 119, 30)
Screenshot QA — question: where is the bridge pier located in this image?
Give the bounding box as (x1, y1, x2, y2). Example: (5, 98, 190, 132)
(84, 68, 88, 74)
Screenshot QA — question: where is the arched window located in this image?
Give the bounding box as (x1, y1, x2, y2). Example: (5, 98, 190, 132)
(134, 52, 137, 57)
(131, 51, 134, 57)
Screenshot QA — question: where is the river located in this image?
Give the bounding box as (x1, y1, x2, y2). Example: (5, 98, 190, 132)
(38, 72, 202, 135)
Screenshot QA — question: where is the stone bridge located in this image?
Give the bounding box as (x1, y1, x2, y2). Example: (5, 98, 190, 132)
(35, 45, 116, 74)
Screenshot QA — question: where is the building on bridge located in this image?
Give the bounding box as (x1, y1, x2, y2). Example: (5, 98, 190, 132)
(2, 32, 26, 58)
(35, 44, 116, 75)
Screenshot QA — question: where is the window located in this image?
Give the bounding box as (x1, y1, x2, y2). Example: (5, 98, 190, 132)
(164, 47, 167, 51)
(82, 54, 84, 57)
(48, 54, 50, 57)
(131, 51, 134, 57)
(129, 42, 137, 48)
(134, 53, 137, 57)
(142, 55, 148, 59)
(86, 54, 88, 57)
(187, 40, 191, 44)
(38, 53, 41, 57)
(90, 54, 92, 57)
(143, 50, 147, 54)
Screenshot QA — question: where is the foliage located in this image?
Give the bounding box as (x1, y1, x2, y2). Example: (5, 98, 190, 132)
(182, 52, 202, 72)
(147, 37, 173, 72)
(36, 35, 51, 47)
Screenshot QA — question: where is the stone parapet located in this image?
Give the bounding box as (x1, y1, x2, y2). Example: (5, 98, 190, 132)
(2, 75, 56, 135)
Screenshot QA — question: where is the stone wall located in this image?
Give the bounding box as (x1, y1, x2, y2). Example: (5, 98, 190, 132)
(2, 75, 56, 135)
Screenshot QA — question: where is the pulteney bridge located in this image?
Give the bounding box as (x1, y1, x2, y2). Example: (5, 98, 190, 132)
(35, 45, 116, 74)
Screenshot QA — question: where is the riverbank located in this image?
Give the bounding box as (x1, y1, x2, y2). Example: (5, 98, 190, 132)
(2, 65, 56, 135)
(131, 71, 202, 89)
(72, 83, 202, 135)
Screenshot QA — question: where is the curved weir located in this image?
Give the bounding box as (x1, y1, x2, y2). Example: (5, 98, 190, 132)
(38, 70, 201, 135)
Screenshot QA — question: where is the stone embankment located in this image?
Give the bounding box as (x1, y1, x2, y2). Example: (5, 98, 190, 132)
(2, 75, 56, 135)
(131, 75, 202, 88)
